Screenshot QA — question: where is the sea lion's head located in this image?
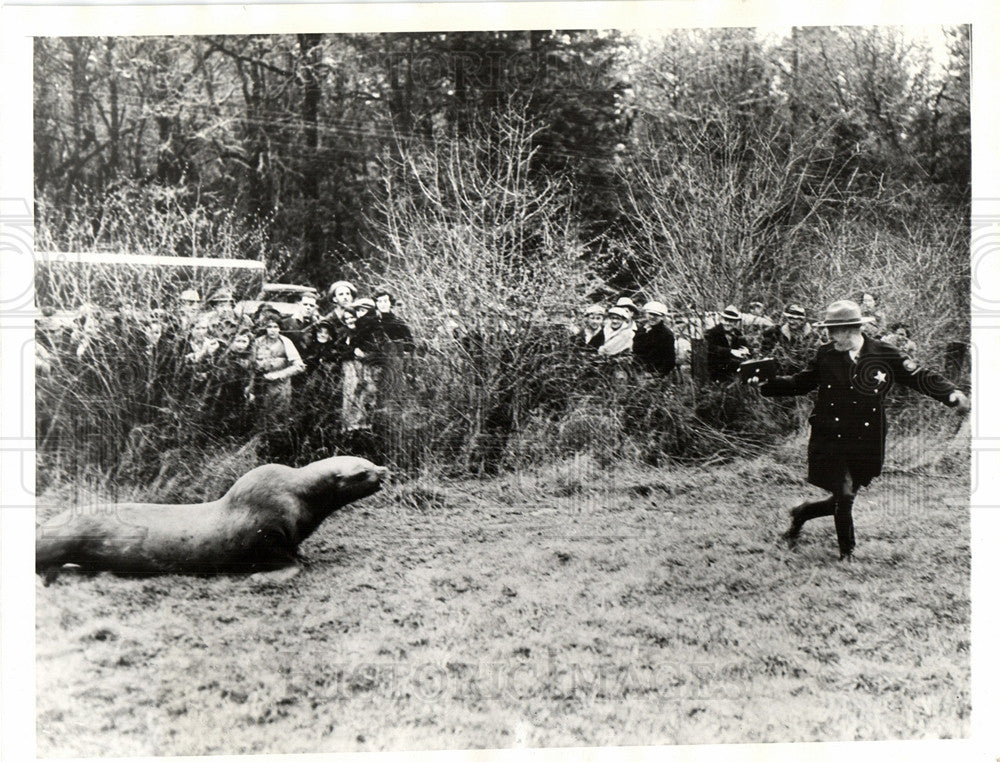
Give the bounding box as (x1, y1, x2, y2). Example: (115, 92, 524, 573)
(331, 456, 387, 502)
(297, 455, 388, 512)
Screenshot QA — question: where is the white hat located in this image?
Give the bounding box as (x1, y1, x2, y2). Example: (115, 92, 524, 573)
(642, 300, 669, 316)
(179, 289, 201, 303)
(721, 305, 742, 322)
(328, 280, 357, 296)
(607, 306, 631, 320)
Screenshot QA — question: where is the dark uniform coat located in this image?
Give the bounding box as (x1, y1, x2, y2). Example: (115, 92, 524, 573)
(762, 336, 959, 491)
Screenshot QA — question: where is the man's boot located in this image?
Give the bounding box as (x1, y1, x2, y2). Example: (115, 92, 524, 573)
(834, 494, 856, 560)
(781, 497, 836, 549)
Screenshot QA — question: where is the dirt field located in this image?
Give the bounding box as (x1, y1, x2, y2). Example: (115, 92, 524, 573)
(35, 451, 969, 757)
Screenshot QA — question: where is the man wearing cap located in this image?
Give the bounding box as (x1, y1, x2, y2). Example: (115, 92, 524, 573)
(325, 280, 358, 325)
(754, 299, 970, 561)
(633, 301, 677, 376)
(704, 305, 752, 382)
(741, 301, 774, 330)
(760, 304, 815, 372)
(175, 288, 203, 333)
(614, 296, 640, 326)
(597, 306, 636, 357)
(574, 304, 606, 351)
(206, 287, 247, 342)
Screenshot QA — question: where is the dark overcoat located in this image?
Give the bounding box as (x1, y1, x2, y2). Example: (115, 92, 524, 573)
(762, 336, 958, 491)
(633, 323, 677, 375)
(704, 324, 750, 382)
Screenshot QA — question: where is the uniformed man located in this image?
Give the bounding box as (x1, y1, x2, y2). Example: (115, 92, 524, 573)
(175, 288, 203, 333)
(205, 287, 250, 342)
(752, 300, 969, 561)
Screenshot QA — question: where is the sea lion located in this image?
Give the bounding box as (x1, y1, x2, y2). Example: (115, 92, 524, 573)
(36, 456, 387, 581)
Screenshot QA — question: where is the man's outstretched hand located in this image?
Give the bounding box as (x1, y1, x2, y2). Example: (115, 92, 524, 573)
(949, 390, 971, 413)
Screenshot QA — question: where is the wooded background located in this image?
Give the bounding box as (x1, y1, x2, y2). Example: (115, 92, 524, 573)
(34, 28, 970, 323)
(33, 28, 971, 477)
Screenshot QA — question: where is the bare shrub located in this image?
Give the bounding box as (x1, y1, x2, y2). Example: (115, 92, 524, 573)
(360, 110, 611, 473)
(36, 182, 270, 262)
(616, 64, 969, 381)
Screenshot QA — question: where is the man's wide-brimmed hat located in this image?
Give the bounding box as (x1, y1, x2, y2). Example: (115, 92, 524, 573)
(816, 300, 875, 328)
(642, 300, 670, 316)
(783, 304, 806, 320)
(583, 304, 606, 316)
(721, 305, 742, 322)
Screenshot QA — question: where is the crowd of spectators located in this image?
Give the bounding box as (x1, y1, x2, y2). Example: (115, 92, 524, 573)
(36, 280, 416, 450)
(37, 279, 931, 457)
(566, 290, 926, 385)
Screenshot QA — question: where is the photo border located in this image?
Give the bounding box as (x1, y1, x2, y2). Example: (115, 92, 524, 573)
(3, 2, 998, 761)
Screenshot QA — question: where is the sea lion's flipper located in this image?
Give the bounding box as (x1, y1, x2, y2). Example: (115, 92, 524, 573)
(248, 565, 301, 584)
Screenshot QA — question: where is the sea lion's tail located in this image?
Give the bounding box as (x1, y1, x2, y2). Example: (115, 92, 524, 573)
(36, 528, 67, 574)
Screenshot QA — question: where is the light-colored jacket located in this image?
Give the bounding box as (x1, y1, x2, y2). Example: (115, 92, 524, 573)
(254, 334, 305, 381)
(597, 322, 635, 356)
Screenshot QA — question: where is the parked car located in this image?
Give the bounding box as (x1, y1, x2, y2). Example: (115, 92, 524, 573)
(236, 284, 318, 322)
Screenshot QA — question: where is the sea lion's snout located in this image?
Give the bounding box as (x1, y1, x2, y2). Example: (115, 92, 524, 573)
(330, 458, 388, 500)
(361, 464, 388, 493)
